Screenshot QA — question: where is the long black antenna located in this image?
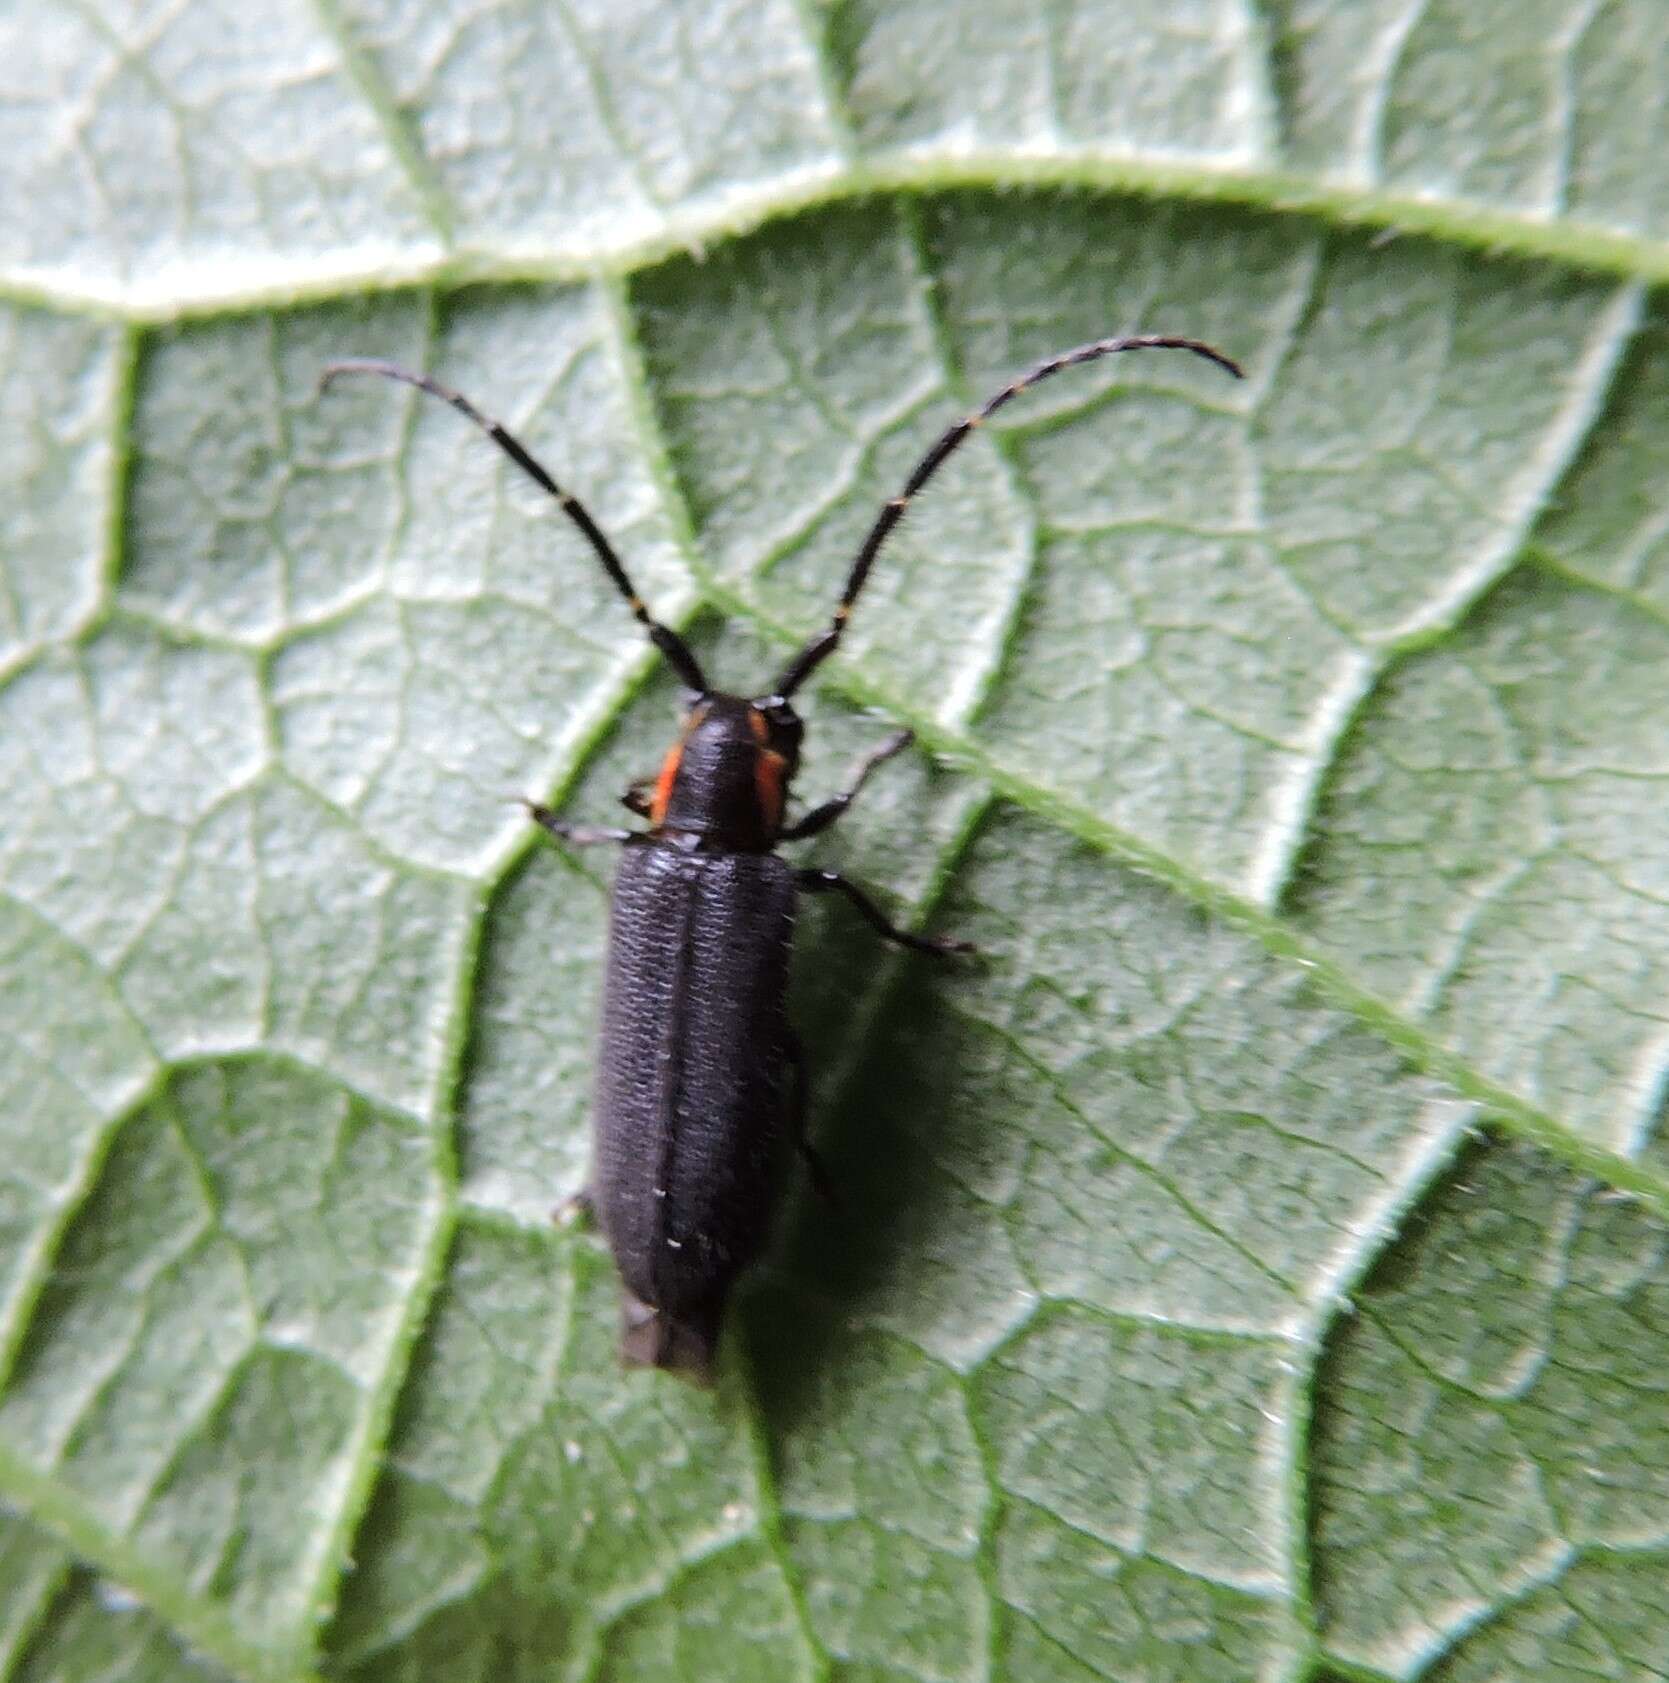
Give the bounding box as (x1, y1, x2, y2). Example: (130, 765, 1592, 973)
(321, 359, 709, 693)
(772, 334, 1243, 699)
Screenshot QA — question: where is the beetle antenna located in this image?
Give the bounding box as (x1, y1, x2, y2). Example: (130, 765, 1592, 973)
(321, 359, 709, 693)
(772, 335, 1243, 697)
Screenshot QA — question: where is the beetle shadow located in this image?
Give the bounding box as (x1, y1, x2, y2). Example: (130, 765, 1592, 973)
(738, 915, 990, 1429)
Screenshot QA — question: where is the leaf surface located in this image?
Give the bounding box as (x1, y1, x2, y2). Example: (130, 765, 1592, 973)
(3, 4, 1669, 1680)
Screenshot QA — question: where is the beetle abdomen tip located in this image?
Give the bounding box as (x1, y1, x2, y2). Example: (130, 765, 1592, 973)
(619, 1292, 721, 1382)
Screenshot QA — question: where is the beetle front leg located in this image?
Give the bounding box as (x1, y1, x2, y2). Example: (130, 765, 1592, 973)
(619, 776, 654, 819)
(780, 728, 914, 842)
(796, 867, 974, 955)
(523, 801, 634, 846)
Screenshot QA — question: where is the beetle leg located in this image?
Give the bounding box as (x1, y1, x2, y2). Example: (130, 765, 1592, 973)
(779, 728, 914, 842)
(783, 1030, 839, 1208)
(620, 776, 655, 818)
(796, 867, 975, 955)
(524, 800, 634, 846)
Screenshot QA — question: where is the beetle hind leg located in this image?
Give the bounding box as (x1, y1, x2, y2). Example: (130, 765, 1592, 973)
(784, 1030, 840, 1208)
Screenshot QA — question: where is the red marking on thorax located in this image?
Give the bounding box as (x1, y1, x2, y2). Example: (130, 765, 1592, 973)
(649, 742, 683, 826)
(754, 750, 788, 834)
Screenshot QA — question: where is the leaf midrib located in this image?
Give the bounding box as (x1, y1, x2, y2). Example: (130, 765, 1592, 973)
(678, 557, 1669, 1218)
(603, 238, 1663, 1214)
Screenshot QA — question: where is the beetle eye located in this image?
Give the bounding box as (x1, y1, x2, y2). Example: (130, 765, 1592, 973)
(756, 698, 803, 752)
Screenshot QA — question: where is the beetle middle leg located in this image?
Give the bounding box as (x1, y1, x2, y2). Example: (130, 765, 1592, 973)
(780, 728, 914, 841)
(796, 867, 974, 955)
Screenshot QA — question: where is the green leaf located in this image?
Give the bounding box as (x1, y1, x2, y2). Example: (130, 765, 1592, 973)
(3, 4, 1669, 1680)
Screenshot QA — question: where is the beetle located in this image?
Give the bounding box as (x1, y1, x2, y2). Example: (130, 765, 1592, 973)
(322, 332, 1241, 1374)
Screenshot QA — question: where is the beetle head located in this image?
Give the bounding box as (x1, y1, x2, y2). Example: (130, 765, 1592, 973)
(651, 693, 802, 849)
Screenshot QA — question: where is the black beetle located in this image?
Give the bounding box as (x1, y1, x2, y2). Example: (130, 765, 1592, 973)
(322, 332, 1241, 1374)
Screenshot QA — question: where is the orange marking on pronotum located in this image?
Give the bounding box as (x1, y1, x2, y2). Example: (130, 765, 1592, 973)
(754, 750, 789, 833)
(649, 744, 683, 826)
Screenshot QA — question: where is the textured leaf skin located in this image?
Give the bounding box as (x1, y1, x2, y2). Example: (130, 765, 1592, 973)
(4, 3, 1669, 1682)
